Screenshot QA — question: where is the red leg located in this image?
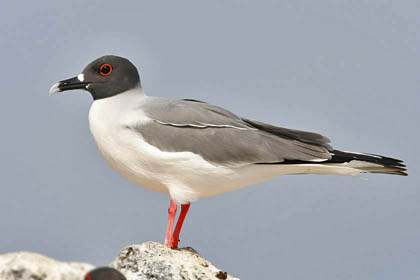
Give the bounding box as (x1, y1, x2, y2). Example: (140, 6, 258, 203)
(164, 199, 177, 246)
(170, 203, 191, 248)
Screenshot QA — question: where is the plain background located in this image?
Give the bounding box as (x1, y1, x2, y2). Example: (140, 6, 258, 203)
(0, 1, 419, 279)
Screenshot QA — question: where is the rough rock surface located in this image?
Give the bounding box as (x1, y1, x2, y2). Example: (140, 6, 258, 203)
(0, 242, 238, 280)
(0, 251, 94, 280)
(110, 242, 239, 280)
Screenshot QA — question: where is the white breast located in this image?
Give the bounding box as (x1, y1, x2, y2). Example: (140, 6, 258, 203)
(89, 88, 167, 191)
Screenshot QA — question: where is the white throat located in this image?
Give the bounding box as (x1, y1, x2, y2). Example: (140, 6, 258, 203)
(89, 86, 148, 128)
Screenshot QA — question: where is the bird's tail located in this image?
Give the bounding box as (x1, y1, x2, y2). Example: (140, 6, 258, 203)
(327, 150, 407, 176)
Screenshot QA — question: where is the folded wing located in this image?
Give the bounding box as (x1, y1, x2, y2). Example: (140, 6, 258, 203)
(132, 98, 332, 167)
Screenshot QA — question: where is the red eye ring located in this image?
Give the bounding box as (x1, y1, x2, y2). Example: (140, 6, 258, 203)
(99, 63, 112, 76)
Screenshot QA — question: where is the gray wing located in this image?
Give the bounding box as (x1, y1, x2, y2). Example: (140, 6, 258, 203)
(135, 97, 332, 166)
(139, 97, 253, 129)
(240, 118, 332, 150)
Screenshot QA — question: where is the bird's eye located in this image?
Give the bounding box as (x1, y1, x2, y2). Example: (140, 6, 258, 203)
(84, 274, 92, 280)
(99, 64, 113, 76)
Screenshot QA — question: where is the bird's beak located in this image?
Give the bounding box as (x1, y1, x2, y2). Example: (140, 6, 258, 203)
(49, 74, 89, 95)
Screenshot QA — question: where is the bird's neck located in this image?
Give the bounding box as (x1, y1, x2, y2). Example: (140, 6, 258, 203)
(120, 85, 147, 98)
(91, 86, 147, 109)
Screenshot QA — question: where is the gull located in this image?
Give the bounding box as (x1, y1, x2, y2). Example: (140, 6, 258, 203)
(49, 55, 407, 248)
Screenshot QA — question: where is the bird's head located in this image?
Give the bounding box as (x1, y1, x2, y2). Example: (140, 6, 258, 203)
(49, 55, 141, 100)
(84, 267, 126, 280)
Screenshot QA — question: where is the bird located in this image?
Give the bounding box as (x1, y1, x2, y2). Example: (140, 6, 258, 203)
(84, 267, 126, 280)
(49, 55, 407, 249)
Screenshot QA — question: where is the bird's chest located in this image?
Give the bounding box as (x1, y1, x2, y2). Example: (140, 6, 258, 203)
(88, 98, 167, 191)
(89, 110, 138, 169)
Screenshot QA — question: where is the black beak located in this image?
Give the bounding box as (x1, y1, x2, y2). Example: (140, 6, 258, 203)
(49, 76, 89, 95)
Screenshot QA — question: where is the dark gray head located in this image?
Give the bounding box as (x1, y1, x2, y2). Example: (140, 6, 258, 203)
(49, 55, 141, 100)
(84, 267, 126, 280)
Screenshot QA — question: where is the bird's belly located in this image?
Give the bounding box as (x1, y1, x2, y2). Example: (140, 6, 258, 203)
(91, 127, 171, 194)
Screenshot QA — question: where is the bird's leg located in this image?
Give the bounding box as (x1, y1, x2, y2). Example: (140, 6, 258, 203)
(164, 199, 178, 246)
(170, 203, 191, 248)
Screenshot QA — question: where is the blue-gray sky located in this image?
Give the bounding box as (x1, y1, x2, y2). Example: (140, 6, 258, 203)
(0, 1, 419, 279)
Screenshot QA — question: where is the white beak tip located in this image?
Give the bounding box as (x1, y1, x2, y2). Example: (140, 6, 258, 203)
(49, 82, 60, 95)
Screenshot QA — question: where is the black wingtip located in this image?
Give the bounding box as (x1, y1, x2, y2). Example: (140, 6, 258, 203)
(331, 150, 408, 176)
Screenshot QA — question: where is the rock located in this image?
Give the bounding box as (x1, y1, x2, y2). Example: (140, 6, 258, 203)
(0, 251, 94, 280)
(0, 242, 239, 280)
(110, 242, 239, 280)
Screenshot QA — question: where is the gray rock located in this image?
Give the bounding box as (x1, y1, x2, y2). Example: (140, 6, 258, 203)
(110, 242, 239, 280)
(0, 242, 239, 280)
(0, 251, 94, 280)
